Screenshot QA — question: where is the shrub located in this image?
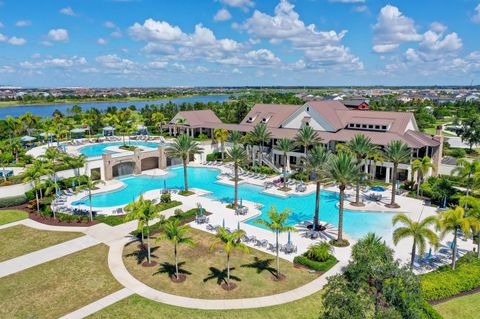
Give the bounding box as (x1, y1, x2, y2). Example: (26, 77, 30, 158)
(305, 242, 334, 262)
(0, 195, 28, 208)
(420, 301, 444, 319)
(195, 133, 209, 141)
(206, 152, 222, 161)
(248, 165, 276, 175)
(178, 190, 194, 196)
(25, 189, 36, 201)
(291, 171, 309, 181)
(160, 193, 171, 204)
(448, 148, 466, 158)
(421, 252, 480, 301)
(293, 255, 337, 272)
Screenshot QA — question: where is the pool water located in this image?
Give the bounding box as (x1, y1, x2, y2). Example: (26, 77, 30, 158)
(370, 186, 386, 192)
(79, 142, 161, 157)
(73, 167, 394, 240)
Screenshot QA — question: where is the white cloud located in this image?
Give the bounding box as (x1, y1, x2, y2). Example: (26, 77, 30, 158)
(245, 49, 280, 64)
(47, 28, 69, 42)
(0, 65, 15, 74)
(372, 5, 422, 53)
(60, 7, 76, 16)
(129, 19, 184, 42)
(232, 68, 242, 74)
(15, 20, 31, 27)
(352, 5, 368, 13)
(214, 8, 232, 21)
(96, 54, 135, 72)
(473, 4, 480, 24)
(97, 38, 108, 45)
(195, 66, 208, 73)
(0, 33, 6, 42)
(110, 31, 122, 38)
(8, 36, 26, 45)
(219, 0, 254, 11)
(19, 56, 87, 69)
(104, 21, 117, 28)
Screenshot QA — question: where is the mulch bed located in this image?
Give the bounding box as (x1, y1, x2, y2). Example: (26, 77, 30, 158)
(429, 286, 480, 305)
(170, 274, 187, 283)
(271, 273, 286, 282)
(29, 212, 100, 227)
(221, 282, 238, 291)
(142, 261, 158, 267)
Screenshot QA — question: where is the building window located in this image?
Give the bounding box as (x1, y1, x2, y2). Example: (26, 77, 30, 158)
(306, 107, 309, 111)
(305, 122, 309, 126)
(362, 124, 367, 129)
(368, 125, 373, 129)
(381, 125, 387, 130)
(375, 125, 380, 129)
(355, 124, 360, 128)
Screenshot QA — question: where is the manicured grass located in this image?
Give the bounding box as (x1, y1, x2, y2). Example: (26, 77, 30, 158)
(0, 244, 122, 319)
(178, 190, 195, 196)
(89, 291, 323, 319)
(123, 228, 318, 299)
(0, 209, 28, 225)
(434, 293, 480, 319)
(0, 225, 83, 262)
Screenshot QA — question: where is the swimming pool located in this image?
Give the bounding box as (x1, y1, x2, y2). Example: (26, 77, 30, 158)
(73, 167, 394, 240)
(78, 142, 161, 157)
(370, 186, 386, 192)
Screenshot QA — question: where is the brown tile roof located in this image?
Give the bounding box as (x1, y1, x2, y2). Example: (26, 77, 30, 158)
(170, 110, 222, 127)
(306, 100, 346, 130)
(240, 104, 301, 128)
(337, 110, 416, 134)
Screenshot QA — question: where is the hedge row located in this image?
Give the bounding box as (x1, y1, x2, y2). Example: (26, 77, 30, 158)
(0, 195, 28, 208)
(420, 302, 444, 319)
(421, 253, 480, 301)
(293, 255, 337, 272)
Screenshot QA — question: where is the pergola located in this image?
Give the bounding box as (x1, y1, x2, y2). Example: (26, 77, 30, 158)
(102, 126, 115, 136)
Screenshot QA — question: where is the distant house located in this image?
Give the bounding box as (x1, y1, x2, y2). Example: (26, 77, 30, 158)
(341, 98, 369, 110)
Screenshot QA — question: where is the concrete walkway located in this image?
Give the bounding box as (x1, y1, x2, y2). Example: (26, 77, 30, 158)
(107, 236, 348, 310)
(0, 235, 99, 278)
(59, 288, 133, 319)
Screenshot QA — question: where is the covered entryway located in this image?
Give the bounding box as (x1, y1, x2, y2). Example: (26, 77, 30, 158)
(141, 157, 159, 171)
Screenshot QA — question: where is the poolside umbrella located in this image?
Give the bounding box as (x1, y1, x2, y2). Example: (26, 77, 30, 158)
(288, 231, 291, 244)
(443, 193, 447, 208)
(222, 218, 225, 228)
(20, 135, 36, 142)
(450, 240, 455, 251)
(72, 180, 76, 188)
(163, 180, 167, 190)
(427, 248, 432, 259)
(240, 198, 243, 207)
(199, 206, 203, 217)
(237, 221, 240, 230)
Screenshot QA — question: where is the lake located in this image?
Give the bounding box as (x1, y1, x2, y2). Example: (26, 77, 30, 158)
(0, 94, 231, 119)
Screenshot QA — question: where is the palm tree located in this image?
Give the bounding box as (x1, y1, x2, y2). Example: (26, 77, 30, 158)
(156, 219, 195, 280)
(21, 160, 53, 213)
(227, 144, 248, 206)
(412, 156, 436, 197)
(250, 123, 271, 166)
(210, 228, 250, 287)
(295, 126, 321, 156)
(254, 206, 296, 278)
(346, 134, 378, 206)
(40, 148, 64, 195)
(459, 196, 480, 258)
(124, 197, 147, 246)
(392, 214, 439, 268)
(125, 196, 160, 265)
(166, 134, 203, 192)
(452, 159, 480, 204)
(228, 130, 243, 146)
(275, 138, 295, 188)
(0, 149, 13, 182)
(302, 145, 331, 230)
(151, 112, 165, 134)
(214, 128, 229, 160)
(63, 154, 87, 177)
(437, 207, 477, 269)
(384, 140, 411, 208)
(327, 152, 360, 244)
(77, 175, 105, 222)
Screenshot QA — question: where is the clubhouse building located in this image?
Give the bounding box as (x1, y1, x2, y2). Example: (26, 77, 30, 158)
(167, 101, 442, 182)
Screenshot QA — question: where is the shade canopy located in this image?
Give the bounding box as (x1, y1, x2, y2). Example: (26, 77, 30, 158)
(20, 135, 36, 142)
(102, 126, 115, 131)
(39, 132, 55, 137)
(70, 128, 87, 134)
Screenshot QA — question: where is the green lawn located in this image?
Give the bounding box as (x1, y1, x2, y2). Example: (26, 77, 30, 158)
(434, 293, 480, 319)
(0, 225, 83, 262)
(89, 291, 323, 319)
(123, 228, 319, 299)
(0, 210, 28, 225)
(0, 244, 122, 319)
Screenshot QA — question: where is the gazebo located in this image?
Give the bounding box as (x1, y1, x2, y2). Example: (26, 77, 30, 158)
(136, 125, 148, 136)
(20, 135, 36, 143)
(102, 126, 115, 137)
(70, 128, 86, 139)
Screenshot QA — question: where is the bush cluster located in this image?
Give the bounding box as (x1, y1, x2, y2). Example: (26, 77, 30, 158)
(206, 152, 222, 161)
(0, 195, 28, 208)
(160, 193, 171, 204)
(421, 252, 480, 301)
(293, 255, 337, 272)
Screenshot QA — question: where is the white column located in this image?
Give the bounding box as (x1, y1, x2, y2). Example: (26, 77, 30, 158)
(385, 167, 391, 183)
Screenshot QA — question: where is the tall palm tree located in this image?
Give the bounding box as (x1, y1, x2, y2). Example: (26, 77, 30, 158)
(392, 214, 439, 268)
(21, 160, 53, 213)
(227, 144, 248, 206)
(77, 175, 105, 222)
(346, 134, 378, 206)
(459, 196, 480, 258)
(452, 159, 480, 204)
(63, 154, 87, 177)
(275, 138, 295, 188)
(327, 152, 360, 244)
(166, 134, 203, 192)
(156, 219, 195, 280)
(125, 196, 160, 265)
(210, 228, 250, 287)
(412, 156, 436, 197)
(254, 206, 296, 278)
(214, 128, 229, 160)
(250, 123, 271, 166)
(437, 207, 477, 269)
(124, 197, 147, 246)
(303, 145, 331, 230)
(384, 140, 411, 208)
(40, 148, 64, 195)
(295, 126, 321, 156)
(228, 130, 243, 146)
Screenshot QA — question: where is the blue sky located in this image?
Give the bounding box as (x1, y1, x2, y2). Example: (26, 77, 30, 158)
(0, 0, 480, 87)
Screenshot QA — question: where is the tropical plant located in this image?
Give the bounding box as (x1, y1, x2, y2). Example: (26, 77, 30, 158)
(0, 149, 13, 182)
(124, 196, 160, 265)
(392, 213, 439, 268)
(77, 174, 105, 222)
(327, 152, 360, 244)
(249, 123, 271, 166)
(213, 128, 229, 160)
(156, 219, 195, 279)
(305, 242, 333, 262)
(295, 126, 321, 156)
(437, 207, 477, 269)
(226, 144, 248, 206)
(21, 160, 53, 213)
(166, 134, 202, 192)
(452, 159, 480, 202)
(210, 228, 250, 287)
(346, 134, 378, 206)
(460, 196, 480, 258)
(302, 145, 331, 230)
(254, 206, 296, 278)
(275, 138, 295, 188)
(384, 140, 411, 208)
(63, 154, 87, 177)
(228, 130, 243, 146)
(412, 156, 435, 197)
